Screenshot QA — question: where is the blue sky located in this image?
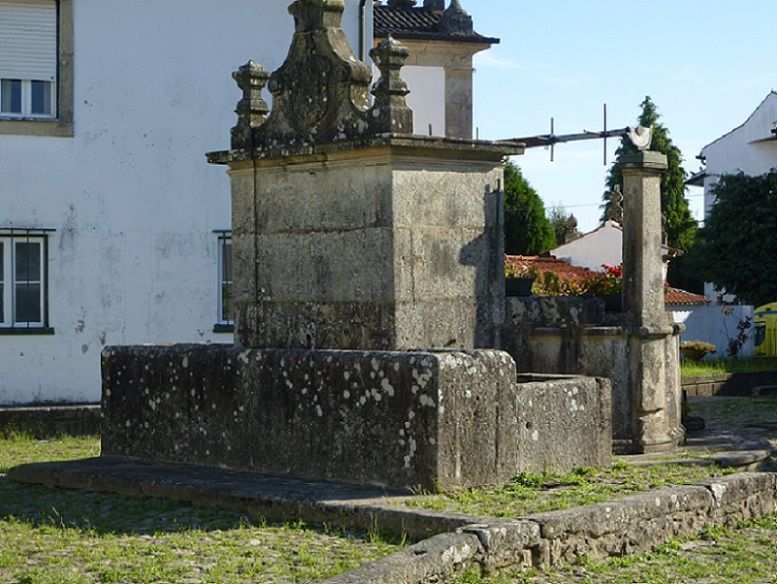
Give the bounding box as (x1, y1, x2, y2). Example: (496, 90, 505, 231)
(465, 1, 777, 232)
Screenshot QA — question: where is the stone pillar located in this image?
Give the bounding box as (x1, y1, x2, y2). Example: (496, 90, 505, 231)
(622, 151, 667, 326)
(445, 67, 474, 140)
(621, 150, 684, 454)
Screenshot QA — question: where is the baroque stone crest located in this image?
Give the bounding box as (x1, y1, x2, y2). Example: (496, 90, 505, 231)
(229, 0, 414, 150)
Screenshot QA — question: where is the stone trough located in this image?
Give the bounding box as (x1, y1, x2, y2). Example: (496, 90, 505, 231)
(102, 345, 611, 491)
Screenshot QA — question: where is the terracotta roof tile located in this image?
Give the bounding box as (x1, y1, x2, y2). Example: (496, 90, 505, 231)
(506, 255, 599, 283)
(373, 5, 498, 44)
(665, 287, 709, 306)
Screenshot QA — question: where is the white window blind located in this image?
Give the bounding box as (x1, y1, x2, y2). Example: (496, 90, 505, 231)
(0, 1, 57, 82)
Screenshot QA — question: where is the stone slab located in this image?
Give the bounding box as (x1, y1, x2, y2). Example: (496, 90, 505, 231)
(7, 456, 485, 541)
(682, 371, 777, 397)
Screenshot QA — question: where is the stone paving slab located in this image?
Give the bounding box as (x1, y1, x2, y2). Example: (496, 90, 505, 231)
(8, 456, 490, 541)
(624, 396, 777, 471)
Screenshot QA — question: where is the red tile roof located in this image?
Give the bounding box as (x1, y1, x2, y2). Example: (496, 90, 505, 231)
(506, 255, 709, 307)
(665, 287, 709, 306)
(506, 255, 598, 283)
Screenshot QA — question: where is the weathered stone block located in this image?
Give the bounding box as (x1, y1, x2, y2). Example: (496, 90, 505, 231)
(225, 140, 510, 352)
(102, 345, 612, 491)
(513, 375, 612, 472)
(103, 345, 519, 491)
(506, 297, 683, 454)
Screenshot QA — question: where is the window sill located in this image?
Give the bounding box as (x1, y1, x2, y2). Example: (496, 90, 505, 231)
(0, 327, 56, 336)
(213, 324, 234, 334)
(0, 119, 73, 137)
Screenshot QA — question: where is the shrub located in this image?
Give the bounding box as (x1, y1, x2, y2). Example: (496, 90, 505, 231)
(679, 341, 717, 362)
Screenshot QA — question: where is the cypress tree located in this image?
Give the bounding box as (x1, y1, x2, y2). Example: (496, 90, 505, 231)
(503, 160, 556, 255)
(601, 96, 698, 252)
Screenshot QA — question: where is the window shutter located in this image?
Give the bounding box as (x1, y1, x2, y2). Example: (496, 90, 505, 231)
(0, 1, 57, 82)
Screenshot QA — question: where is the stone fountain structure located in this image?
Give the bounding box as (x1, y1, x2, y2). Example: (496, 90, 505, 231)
(96, 0, 615, 491)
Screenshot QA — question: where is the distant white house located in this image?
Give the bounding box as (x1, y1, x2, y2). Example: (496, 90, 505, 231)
(687, 91, 777, 300)
(546, 221, 758, 354)
(550, 220, 677, 281)
(680, 91, 777, 357)
(0, 0, 494, 405)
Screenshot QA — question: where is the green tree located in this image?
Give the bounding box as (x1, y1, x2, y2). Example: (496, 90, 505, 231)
(503, 160, 555, 255)
(601, 96, 698, 252)
(548, 205, 580, 246)
(685, 170, 777, 306)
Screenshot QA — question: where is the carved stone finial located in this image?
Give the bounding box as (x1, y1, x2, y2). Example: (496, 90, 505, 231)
(564, 214, 580, 243)
(289, 0, 345, 32)
(626, 125, 653, 151)
(251, 0, 373, 147)
(226, 0, 417, 151)
(607, 185, 624, 223)
(423, 0, 445, 15)
(370, 36, 413, 134)
(438, 0, 474, 35)
(231, 60, 270, 149)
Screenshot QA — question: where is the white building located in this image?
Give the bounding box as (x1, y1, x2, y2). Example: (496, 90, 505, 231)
(0, 0, 494, 404)
(688, 91, 777, 300)
(550, 220, 677, 281)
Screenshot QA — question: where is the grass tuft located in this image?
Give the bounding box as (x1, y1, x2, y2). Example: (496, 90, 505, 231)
(404, 463, 736, 518)
(0, 434, 401, 582)
(681, 357, 777, 378)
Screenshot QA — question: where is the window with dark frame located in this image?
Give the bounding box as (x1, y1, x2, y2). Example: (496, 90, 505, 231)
(0, 0, 58, 120)
(215, 231, 233, 329)
(0, 229, 53, 332)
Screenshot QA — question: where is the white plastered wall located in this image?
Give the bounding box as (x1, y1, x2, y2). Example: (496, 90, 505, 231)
(0, 0, 381, 404)
(403, 65, 445, 137)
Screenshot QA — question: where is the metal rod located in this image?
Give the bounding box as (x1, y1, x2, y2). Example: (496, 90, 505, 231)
(603, 103, 608, 166)
(513, 127, 629, 149)
(550, 117, 555, 162)
(358, 0, 368, 61)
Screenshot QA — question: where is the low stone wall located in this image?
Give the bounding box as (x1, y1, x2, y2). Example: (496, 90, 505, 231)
(0, 404, 100, 437)
(513, 374, 611, 472)
(324, 472, 777, 583)
(683, 371, 777, 397)
(505, 297, 684, 454)
(102, 345, 611, 491)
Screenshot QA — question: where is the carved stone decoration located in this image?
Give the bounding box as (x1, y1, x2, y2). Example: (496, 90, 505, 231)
(564, 214, 579, 243)
(423, 0, 445, 15)
(626, 125, 653, 151)
(369, 36, 414, 134)
(607, 185, 624, 223)
(231, 61, 270, 149)
(437, 0, 474, 36)
(251, 0, 374, 147)
(224, 0, 418, 151)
